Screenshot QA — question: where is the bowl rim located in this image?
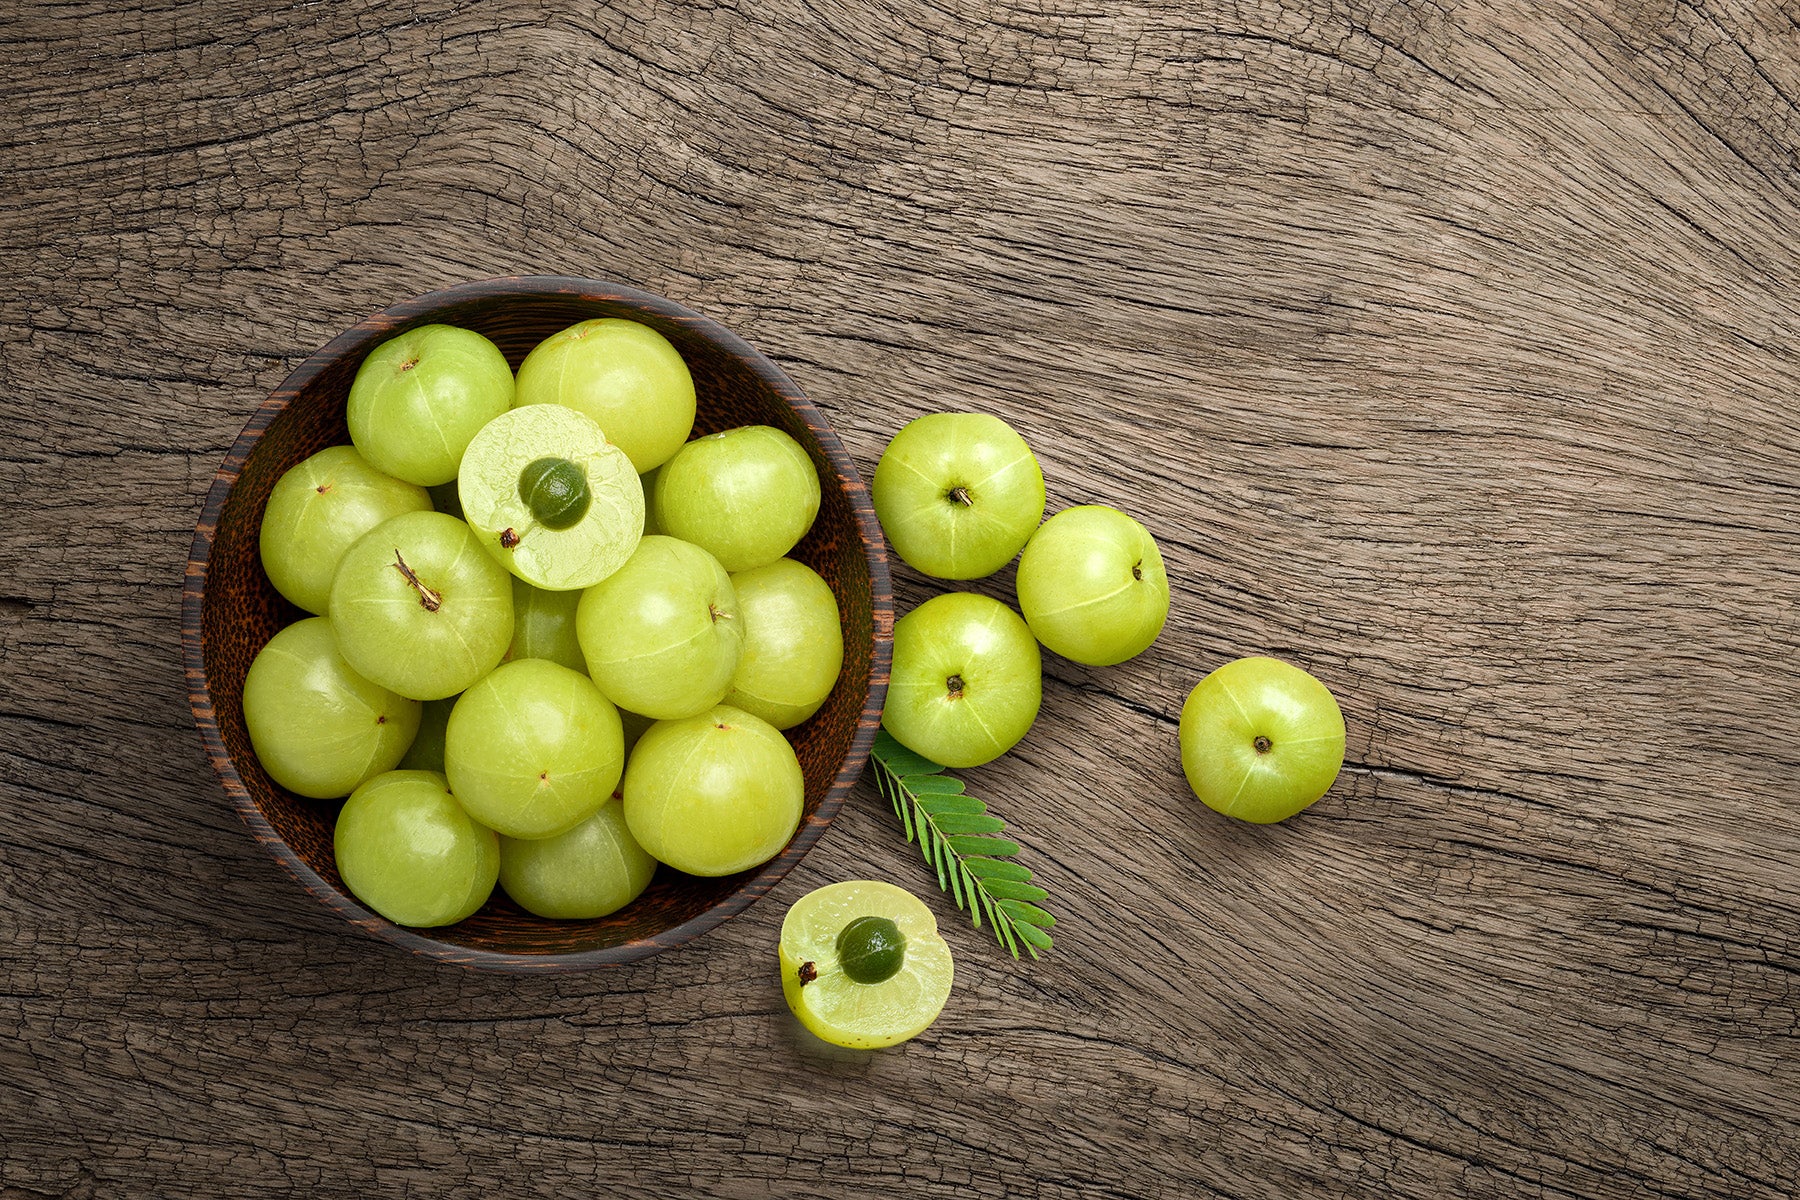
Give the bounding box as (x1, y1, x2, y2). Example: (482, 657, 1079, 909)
(181, 275, 894, 971)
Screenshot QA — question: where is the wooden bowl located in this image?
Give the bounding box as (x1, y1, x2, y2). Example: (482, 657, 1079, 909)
(182, 277, 893, 970)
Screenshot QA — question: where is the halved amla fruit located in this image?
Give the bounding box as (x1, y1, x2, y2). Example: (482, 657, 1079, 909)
(458, 404, 644, 591)
(779, 880, 954, 1050)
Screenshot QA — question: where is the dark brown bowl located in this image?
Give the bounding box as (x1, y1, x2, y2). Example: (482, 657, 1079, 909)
(182, 277, 893, 970)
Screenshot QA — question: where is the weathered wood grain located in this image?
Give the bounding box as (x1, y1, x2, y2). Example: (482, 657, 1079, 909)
(3, 0, 1798, 1196)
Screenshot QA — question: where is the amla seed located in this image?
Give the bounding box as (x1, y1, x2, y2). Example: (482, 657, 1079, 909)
(836, 915, 907, 984)
(517, 457, 590, 530)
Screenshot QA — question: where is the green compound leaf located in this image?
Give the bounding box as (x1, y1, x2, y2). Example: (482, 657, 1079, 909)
(962, 857, 1033, 882)
(929, 813, 1008, 837)
(869, 729, 1055, 961)
(918, 794, 986, 817)
(996, 899, 1056, 928)
(872, 738, 944, 779)
(976, 878, 1048, 903)
(946, 834, 1020, 857)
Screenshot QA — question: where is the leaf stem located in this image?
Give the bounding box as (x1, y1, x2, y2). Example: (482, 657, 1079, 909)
(869, 730, 1055, 961)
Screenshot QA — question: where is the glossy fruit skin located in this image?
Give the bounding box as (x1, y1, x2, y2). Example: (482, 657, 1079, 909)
(725, 558, 843, 730)
(346, 324, 513, 486)
(242, 617, 420, 799)
(779, 880, 953, 1050)
(621, 704, 804, 877)
(654, 425, 822, 573)
(259, 446, 431, 615)
(333, 770, 499, 927)
(497, 799, 657, 919)
(504, 578, 587, 674)
(328, 510, 514, 701)
(1016, 505, 1170, 666)
(444, 659, 624, 841)
(513, 318, 696, 473)
(882, 592, 1041, 769)
(576, 535, 742, 720)
(872, 412, 1045, 580)
(1179, 656, 1346, 823)
(457, 403, 643, 593)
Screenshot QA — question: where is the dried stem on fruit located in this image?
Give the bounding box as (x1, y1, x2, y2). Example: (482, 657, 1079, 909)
(390, 551, 442, 612)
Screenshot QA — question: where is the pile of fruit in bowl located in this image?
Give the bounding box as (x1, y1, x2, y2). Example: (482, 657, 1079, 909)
(184, 278, 890, 970)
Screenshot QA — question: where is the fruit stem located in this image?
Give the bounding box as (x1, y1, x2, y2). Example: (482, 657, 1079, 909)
(797, 961, 818, 987)
(946, 673, 965, 699)
(1253, 735, 1272, 754)
(946, 485, 973, 507)
(391, 550, 442, 612)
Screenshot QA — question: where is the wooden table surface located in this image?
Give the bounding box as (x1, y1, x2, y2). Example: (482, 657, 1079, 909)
(6, 2, 1798, 1196)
